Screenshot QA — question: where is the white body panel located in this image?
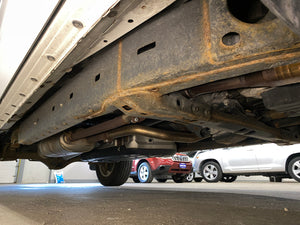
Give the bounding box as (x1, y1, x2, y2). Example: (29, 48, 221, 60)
(0, 0, 59, 95)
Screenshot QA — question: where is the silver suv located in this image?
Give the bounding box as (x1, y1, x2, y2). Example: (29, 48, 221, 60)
(193, 144, 300, 183)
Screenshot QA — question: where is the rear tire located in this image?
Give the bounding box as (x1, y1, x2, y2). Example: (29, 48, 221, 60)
(194, 178, 203, 182)
(221, 175, 237, 183)
(132, 177, 140, 183)
(185, 173, 194, 182)
(156, 178, 168, 183)
(96, 161, 132, 186)
(288, 157, 300, 182)
(172, 174, 186, 183)
(269, 176, 282, 182)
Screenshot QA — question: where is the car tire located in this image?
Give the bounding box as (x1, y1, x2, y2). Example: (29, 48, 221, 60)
(172, 174, 186, 183)
(96, 161, 132, 186)
(201, 161, 223, 183)
(185, 173, 194, 182)
(288, 157, 300, 182)
(194, 178, 203, 182)
(269, 176, 282, 182)
(138, 162, 153, 183)
(221, 175, 237, 183)
(156, 178, 168, 183)
(132, 177, 140, 183)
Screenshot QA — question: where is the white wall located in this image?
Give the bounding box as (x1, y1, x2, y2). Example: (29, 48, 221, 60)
(18, 160, 97, 184)
(0, 158, 99, 184)
(20, 160, 50, 184)
(50, 162, 98, 183)
(0, 161, 17, 183)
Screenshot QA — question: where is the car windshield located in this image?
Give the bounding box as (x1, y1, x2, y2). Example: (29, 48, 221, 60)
(186, 151, 197, 158)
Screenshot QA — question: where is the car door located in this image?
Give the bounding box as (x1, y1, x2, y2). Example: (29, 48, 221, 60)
(221, 147, 259, 173)
(254, 144, 288, 172)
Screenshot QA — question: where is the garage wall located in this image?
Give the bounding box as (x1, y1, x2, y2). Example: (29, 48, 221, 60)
(19, 160, 50, 184)
(0, 161, 18, 183)
(50, 162, 98, 183)
(16, 160, 98, 184)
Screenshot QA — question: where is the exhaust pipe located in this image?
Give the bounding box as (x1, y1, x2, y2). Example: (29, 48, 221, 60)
(185, 62, 300, 97)
(38, 125, 205, 158)
(38, 134, 95, 158)
(85, 125, 204, 143)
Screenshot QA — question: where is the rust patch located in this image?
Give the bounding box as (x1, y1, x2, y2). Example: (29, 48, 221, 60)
(80, 51, 300, 120)
(202, 0, 214, 64)
(117, 41, 123, 90)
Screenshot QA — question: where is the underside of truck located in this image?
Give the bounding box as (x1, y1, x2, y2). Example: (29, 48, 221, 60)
(1, 0, 300, 185)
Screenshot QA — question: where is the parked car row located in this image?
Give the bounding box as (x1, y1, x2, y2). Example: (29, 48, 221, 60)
(189, 144, 300, 183)
(131, 144, 300, 183)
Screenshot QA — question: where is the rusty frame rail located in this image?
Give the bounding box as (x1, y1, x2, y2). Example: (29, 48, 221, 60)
(17, 0, 300, 145)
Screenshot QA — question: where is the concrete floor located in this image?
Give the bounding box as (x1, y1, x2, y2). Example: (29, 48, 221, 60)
(0, 182, 299, 225)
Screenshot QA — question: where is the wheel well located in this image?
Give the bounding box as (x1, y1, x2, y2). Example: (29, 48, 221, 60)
(136, 159, 149, 172)
(285, 153, 300, 172)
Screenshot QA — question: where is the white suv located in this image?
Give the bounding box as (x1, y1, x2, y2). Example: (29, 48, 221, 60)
(193, 144, 300, 183)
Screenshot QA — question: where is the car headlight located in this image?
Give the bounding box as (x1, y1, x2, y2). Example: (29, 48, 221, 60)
(172, 155, 190, 162)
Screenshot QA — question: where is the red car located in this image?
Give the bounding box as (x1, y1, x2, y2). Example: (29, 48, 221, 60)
(130, 153, 192, 183)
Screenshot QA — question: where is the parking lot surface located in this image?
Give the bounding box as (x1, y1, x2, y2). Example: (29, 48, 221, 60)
(125, 179, 300, 200)
(0, 181, 299, 225)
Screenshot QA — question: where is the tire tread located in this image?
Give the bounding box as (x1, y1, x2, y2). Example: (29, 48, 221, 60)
(96, 161, 132, 186)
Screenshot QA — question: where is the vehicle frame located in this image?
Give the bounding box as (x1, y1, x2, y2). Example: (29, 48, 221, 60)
(1, 0, 300, 186)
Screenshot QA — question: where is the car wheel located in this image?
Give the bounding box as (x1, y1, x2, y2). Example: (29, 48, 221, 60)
(156, 178, 168, 183)
(221, 175, 237, 183)
(185, 173, 194, 182)
(201, 161, 223, 182)
(269, 176, 282, 182)
(132, 177, 140, 183)
(95, 161, 132, 186)
(194, 178, 203, 182)
(288, 157, 300, 182)
(138, 162, 153, 183)
(172, 174, 186, 183)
